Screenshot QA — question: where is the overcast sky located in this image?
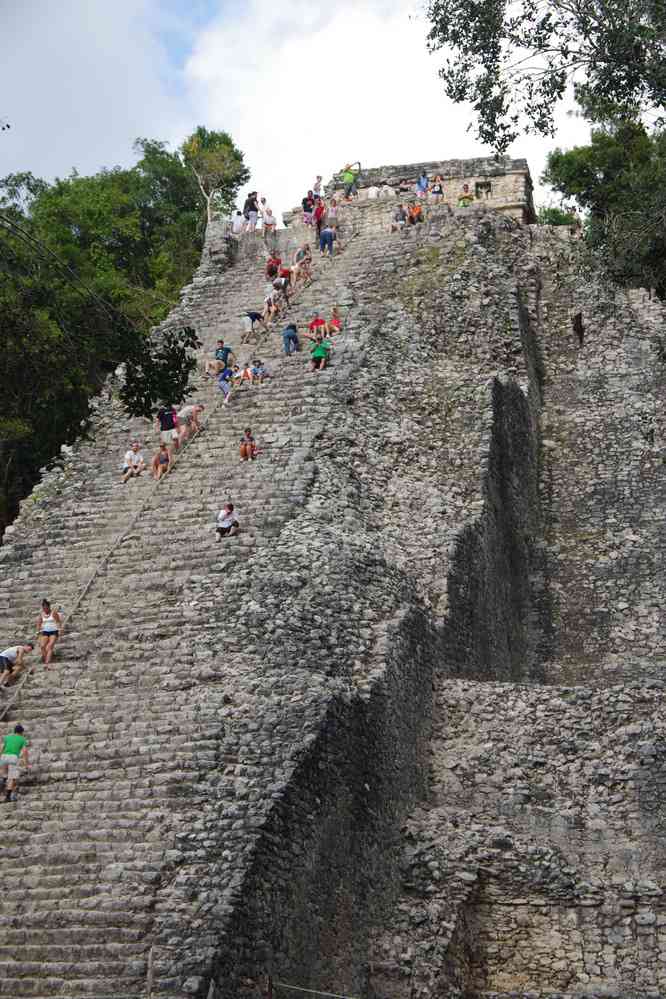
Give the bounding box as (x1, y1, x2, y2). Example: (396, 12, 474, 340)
(1, 0, 591, 219)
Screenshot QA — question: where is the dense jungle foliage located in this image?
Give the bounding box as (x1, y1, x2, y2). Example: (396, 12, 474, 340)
(0, 131, 248, 535)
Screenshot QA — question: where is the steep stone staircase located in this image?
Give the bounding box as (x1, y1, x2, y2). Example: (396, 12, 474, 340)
(0, 200, 475, 997)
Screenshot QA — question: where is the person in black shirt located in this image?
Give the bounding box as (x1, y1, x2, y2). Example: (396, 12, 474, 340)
(156, 405, 180, 455)
(243, 193, 259, 231)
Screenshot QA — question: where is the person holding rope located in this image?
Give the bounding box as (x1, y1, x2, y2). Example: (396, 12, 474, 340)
(0, 724, 29, 803)
(0, 643, 34, 688)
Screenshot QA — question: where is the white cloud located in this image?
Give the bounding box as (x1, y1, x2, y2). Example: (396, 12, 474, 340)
(184, 0, 592, 219)
(0, 0, 192, 180)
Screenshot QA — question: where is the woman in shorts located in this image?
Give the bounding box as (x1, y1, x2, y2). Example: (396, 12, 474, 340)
(431, 175, 444, 201)
(36, 599, 62, 668)
(326, 306, 342, 335)
(151, 443, 171, 480)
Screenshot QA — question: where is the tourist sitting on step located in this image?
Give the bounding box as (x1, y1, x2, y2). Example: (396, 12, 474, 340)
(379, 180, 394, 198)
(121, 440, 147, 483)
(232, 363, 253, 387)
(266, 253, 281, 277)
(282, 322, 300, 355)
(391, 205, 408, 231)
(216, 502, 239, 539)
(308, 310, 327, 336)
(458, 183, 475, 208)
(241, 311, 268, 341)
(407, 202, 424, 225)
(205, 339, 236, 377)
(398, 178, 412, 196)
(304, 330, 332, 372)
(217, 365, 234, 405)
(37, 599, 62, 668)
(156, 405, 180, 455)
(320, 223, 335, 258)
(251, 359, 269, 384)
(177, 402, 205, 443)
(326, 306, 342, 335)
(0, 724, 29, 803)
(0, 643, 34, 688)
(151, 443, 171, 480)
(240, 428, 258, 461)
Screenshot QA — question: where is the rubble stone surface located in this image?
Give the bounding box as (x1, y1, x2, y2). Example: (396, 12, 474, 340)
(0, 177, 664, 999)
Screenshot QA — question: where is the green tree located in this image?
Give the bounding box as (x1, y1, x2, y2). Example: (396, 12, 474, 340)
(537, 206, 579, 226)
(181, 126, 250, 223)
(425, 0, 666, 150)
(543, 121, 666, 295)
(0, 127, 249, 534)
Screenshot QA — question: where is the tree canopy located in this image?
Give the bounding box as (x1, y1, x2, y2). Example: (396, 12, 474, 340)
(0, 129, 247, 534)
(425, 0, 666, 150)
(543, 121, 666, 295)
(181, 126, 250, 222)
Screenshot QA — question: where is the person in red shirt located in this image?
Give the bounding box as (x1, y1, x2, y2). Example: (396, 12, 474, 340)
(308, 311, 327, 335)
(313, 198, 326, 238)
(266, 255, 281, 277)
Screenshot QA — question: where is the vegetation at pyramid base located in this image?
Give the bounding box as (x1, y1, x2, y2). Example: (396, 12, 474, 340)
(0, 129, 248, 536)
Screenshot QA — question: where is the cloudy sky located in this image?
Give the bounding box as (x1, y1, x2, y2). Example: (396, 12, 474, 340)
(1, 0, 591, 219)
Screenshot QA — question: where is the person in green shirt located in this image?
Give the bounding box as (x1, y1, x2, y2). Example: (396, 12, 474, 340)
(304, 331, 332, 372)
(458, 182, 475, 208)
(341, 161, 361, 200)
(0, 724, 29, 802)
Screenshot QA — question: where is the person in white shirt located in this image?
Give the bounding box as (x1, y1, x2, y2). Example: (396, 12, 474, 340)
(366, 184, 380, 200)
(121, 441, 145, 483)
(231, 211, 244, 235)
(380, 182, 394, 198)
(177, 403, 205, 444)
(0, 643, 34, 687)
(216, 502, 239, 540)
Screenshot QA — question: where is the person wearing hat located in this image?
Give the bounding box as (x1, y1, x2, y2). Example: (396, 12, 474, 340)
(121, 441, 146, 483)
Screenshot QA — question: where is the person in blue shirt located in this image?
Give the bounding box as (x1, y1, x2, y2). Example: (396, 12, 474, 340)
(217, 366, 234, 405)
(205, 339, 236, 377)
(416, 171, 429, 197)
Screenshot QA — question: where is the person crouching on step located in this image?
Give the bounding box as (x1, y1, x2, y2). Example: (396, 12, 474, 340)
(216, 503, 240, 540)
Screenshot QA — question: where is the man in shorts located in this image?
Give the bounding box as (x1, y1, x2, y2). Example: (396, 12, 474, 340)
(121, 441, 146, 483)
(0, 643, 34, 688)
(205, 339, 236, 377)
(156, 404, 180, 456)
(0, 724, 29, 802)
(177, 403, 205, 444)
(241, 311, 268, 340)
